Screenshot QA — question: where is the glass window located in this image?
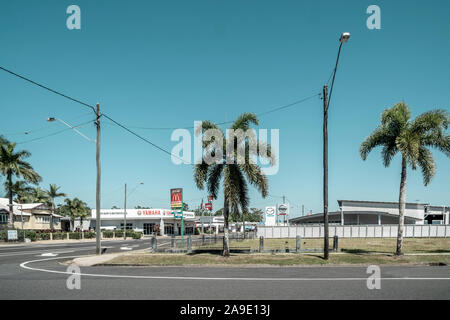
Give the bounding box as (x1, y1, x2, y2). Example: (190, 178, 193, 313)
(36, 215, 50, 223)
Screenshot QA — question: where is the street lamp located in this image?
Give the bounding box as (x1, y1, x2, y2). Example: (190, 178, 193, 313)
(46, 117, 95, 142)
(323, 32, 350, 260)
(123, 182, 144, 239)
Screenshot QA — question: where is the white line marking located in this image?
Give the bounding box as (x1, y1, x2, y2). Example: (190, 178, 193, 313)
(0, 250, 75, 257)
(19, 255, 450, 281)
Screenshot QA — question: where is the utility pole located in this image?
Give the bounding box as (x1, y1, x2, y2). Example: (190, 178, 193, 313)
(123, 183, 127, 240)
(200, 199, 204, 234)
(282, 195, 286, 226)
(323, 85, 329, 260)
(95, 103, 102, 255)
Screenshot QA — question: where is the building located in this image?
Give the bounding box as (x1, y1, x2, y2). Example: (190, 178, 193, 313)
(0, 198, 62, 230)
(289, 200, 449, 225)
(88, 208, 196, 236)
(195, 215, 224, 234)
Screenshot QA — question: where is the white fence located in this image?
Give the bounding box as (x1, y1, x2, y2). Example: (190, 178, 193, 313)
(257, 224, 450, 238)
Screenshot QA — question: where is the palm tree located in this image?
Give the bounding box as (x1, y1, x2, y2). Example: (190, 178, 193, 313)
(0, 142, 42, 227)
(59, 198, 90, 232)
(360, 102, 449, 255)
(194, 113, 275, 256)
(45, 184, 67, 230)
(30, 187, 50, 204)
(3, 180, 34, 203)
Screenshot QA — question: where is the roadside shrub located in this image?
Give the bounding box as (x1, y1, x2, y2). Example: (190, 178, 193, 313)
(131, 231, 142, 239)
(114, 230, 124, 238)
(38, 233, 50, 240)
(52, 232, 66, 240)
(69, 232, 81, 240)
(83, 231, 96, 239)
(195, 228, 200, 235)
(102, 230, 114, 238)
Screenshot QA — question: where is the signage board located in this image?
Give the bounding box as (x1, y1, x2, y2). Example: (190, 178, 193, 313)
(265, 206, 276, 226)
(204, 203, 212, 211)
(7, 230, 18, 241)
(278, 204, 289, 216)
(170, 188, 183, 209)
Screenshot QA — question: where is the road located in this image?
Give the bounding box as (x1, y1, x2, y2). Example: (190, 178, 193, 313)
(0, 239, 449, 299)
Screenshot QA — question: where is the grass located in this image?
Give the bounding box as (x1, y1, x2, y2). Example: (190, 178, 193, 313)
(106, 252, 450, 266)
(101, 238, 450, 267)
(193, 237, 450, 254)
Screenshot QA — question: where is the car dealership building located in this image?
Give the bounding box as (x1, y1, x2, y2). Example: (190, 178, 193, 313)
(289, 200, 449, 225)
(88, 208, 196, 236)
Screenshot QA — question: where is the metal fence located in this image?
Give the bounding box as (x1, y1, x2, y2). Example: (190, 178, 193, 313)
(257, 224, 450, 238)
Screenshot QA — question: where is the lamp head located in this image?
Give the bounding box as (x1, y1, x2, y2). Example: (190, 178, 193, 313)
(47, 117, 56, 122)
(340, 32, 351, 43)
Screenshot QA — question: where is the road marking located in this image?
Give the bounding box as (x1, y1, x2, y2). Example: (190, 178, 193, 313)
(120, 247, 133, 251)
(0, 250, 75, 257)
(40, 253, 58, 257)
(19, 255, 450, 281)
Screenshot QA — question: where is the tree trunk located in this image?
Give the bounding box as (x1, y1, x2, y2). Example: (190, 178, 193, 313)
(7, 171, 14, 228)
(50, 201, 55, 231)
(396, 156, 407, 256)
(223, 196, 230, 257)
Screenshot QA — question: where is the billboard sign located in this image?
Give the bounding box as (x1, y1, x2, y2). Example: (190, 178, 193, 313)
(170, 188, 183, 209)
(265, 206, 276, 226)
(7, 230, 18, 241)
(278, 204, 289, 216)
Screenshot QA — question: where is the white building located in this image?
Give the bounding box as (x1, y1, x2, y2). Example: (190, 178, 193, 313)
(290, 200, 449, 225)
(88, 208, 196, 236)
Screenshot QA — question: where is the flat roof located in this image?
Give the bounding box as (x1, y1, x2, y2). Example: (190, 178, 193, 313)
(338, 199, 429, 206)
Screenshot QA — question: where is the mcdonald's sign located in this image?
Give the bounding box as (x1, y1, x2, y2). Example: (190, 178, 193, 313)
(170, 188, 183, 209)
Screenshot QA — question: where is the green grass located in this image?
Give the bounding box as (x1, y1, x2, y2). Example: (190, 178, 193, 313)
(106, 252, 450, 266)
(194, 237, 450, 254)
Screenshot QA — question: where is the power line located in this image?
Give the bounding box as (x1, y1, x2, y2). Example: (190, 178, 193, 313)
(129, 93, 320, 130)
(16, 120, 95, 144)
(0, 66, 96, 112)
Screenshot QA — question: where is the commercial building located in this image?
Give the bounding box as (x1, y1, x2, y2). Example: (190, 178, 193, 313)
(0, 198, 62, 230)
(88, 208, 196, 236)
(195, 215, 224, 234)
(289, 200, 449, 225)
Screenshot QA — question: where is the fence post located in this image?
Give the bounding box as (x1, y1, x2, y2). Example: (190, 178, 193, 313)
(259, 236, 264, 253)
(214, 234, 217, 243)
(202, 234, 205, 245)
(151, 236, 157, 253)
(67, 232, 69, 240)
(50, 233, 53, 241)
(296, 235, 301, 253)
(171, 235, 175, 248)
(333, 235, 339, 252)
(187, 235, 192, 254)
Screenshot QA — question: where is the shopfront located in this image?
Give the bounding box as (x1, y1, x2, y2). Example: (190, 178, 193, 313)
(89, 208, 196, 236)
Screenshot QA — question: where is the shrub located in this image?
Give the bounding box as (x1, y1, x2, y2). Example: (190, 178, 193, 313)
(69, 232, 81, 240)
(102, 230, 114, 238)
(195, 228, 200, 235)
(131, 231, 142, 239)
(38, 233, 50, 240)
(83, 231, 96, 239)
(114, 230, 124, 238)
(52, 232, 66, 240)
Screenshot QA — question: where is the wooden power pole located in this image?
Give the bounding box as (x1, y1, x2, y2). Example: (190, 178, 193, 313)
(323, 85, 329, 260)
(96, 103, 102, 255)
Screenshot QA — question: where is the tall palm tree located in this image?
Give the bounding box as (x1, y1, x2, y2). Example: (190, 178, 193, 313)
(59, 198, 90, 231)
(0, 142, 42, 227)
(360, 102, 449, 255)
(30, 187, 50, 204)
(194, 113, 275, 256)
(45, 184, 67, 230)
(4, 180, 34, 203)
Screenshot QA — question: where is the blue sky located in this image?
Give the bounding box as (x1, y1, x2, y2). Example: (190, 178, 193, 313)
(0, 0, 449, 217)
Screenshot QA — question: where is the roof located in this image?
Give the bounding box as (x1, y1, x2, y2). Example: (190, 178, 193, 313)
(338, 199, 429, 206)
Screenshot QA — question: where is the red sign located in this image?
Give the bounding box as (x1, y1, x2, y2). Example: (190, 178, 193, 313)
(208, 195, 214, 202)
(204, 203, 212, 211)
(170, 188, 183, 208)
(137, 209, 163, 216)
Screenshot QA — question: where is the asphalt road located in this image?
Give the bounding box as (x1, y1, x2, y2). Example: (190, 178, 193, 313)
(1, 239, 449, 300)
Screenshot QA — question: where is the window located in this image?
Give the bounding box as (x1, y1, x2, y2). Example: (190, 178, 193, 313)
(120, 223, 133, 230)
(0, 214, 8, 224)
(14, 216, 29, 222)
(164, 225, 174, 235)
(36, 215, 50, 223)
(53, 218, 60, 224)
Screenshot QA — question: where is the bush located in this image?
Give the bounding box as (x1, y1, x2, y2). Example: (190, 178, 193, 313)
(102, 230, 114, 238)
(38, 233, 50, 240)
(114, 230, 124, 238)
(131, 231, 142, 239)
(83, 231, 96, 239)
(195, 228, 200, 235)
(69, 232, 81, 240)
(52, 232, 66, 240)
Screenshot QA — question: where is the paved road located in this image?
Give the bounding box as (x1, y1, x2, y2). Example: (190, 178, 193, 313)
(1, 240, 449, 299)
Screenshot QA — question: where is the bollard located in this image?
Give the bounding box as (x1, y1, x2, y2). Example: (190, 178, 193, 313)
(333, 235, 339, 251)
(214, 234, 217, 243)
(202, 234, 205, 245)
(296, 236, 301, 253)
(187, 235, 192, 254)
(151, 236, 157, 253)
(259, 236, 264, 253)
(171, 235, 175, 248)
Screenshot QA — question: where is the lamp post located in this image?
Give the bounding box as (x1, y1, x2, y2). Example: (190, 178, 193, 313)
(123, 182, 144, 239)
(323, 32, 350, 260)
